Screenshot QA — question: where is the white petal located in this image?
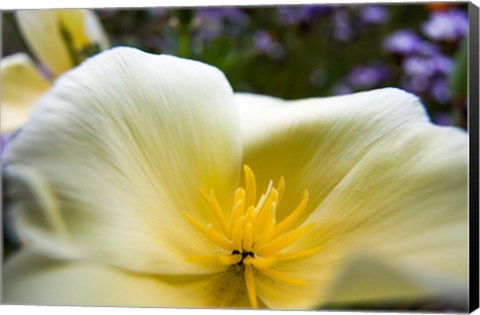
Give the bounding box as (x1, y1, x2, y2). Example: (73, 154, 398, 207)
(235, 88, 429, 221)
(321, 253, 467, 307)
(235, 90, 467, 307)
(1, 53, 51, 133)
(16, 9, 109, 76)
(303, 124, 468, 304)
(4, 47, 242, 276)
(3, 247, 212, 307)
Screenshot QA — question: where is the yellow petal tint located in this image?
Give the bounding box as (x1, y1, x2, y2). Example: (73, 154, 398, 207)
(184, 165, 318, 308)
(1, 53, 51, 133)
(235, 91, 468, 309)
(235, 90, 430, 223)
(16, 9, 109, 76)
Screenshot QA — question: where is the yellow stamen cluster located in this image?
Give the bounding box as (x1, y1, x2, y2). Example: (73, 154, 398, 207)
(183, 165, 318, 308)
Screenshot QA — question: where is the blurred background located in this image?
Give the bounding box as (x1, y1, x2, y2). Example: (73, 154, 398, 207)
(2, 3, 469, 129)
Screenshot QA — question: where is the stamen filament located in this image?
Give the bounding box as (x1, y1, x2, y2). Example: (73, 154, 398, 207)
(219, 254, 243, 265)
(232, 188, 245, 212)
(183, 166, 318, 308)
(257, 188, 278, 218)
(256, 223, 315, 255)
(254, 201, 276, 243)
(244, 256, 276, 268)
(272, 190, 309, 237)
(182, 212, 233, 251)
(188, 254, 242, 266)
(244, 265, 258, 308)
(254, 206, 276, 246)
(209, 228, 235, 251)
(243, 222, 254, 251)
(231, 217, 246, 250)
(273, 246, 321, 262)
(257, 267, 306, 286)
(254, 180, 273, 214)
(244, 165, 256, 207)
(182, 211, 211, 237)
(199, 189, 211, 203)
(244, 206, 255, 224)
(231, 199, 245, 226)
(209, 190, 231, 238)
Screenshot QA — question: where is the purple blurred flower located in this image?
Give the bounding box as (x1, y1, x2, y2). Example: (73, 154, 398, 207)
(431, 54, 454, 75)
(194, 21, 222, 41)
(360, 5, 389, 24)
(301, 5, 332, 18)
(277, 5, 331, 25)
(277, 7, 310, 25)
(194, 7, 248, 41)
(347, 63, 390, 90)
(416, 41, 439, 56)
(403, 56, 436, 77)
(253, 30, 284, 59)
(422, 9, 468, 42)
(403, 54, 453, 79)
(332, 10, 354, 42)
(429, 78, 451, 104)
(332, 83, 353, 95)
(433, 113, 452, 126)
(196, 8, 248, 24)
(254, 30, 275, 54)
(383, 30, 422, 55)
(401, 75, 430, 95)
(1, 134, 8, 158)
(400, 61, 452, 104)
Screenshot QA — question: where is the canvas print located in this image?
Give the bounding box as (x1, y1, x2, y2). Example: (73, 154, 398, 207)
(1, 2, 473, 311)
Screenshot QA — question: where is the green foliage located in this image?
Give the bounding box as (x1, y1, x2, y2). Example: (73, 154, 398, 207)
(450, 37, 468, 99)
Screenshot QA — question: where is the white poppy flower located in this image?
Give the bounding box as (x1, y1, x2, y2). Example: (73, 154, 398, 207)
(2, 47, 468, 310)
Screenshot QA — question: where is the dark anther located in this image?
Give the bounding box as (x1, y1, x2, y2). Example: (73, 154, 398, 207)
(231, 249, 255, 266)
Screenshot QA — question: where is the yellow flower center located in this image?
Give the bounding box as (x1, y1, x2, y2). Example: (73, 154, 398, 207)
(183, 165, 319, 308)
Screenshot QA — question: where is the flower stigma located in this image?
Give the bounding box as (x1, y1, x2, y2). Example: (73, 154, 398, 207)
(183, 165, 319, 308)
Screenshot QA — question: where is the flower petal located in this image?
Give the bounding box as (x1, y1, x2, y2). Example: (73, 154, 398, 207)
(3, 246, 211, 307)
(4, 47, 242, 275)
(1, 53, 51, 133)
(236, 90, 467, 308)
(236, 88, 429, 221)
(303, 124, 468, 305)
(322, 252, 468, 307)
(16, 9, 109, 76)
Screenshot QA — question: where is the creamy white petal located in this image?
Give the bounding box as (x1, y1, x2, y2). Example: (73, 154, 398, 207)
(16, 9, 108, 76)
(321, 253, 467, 306)
(4, 47, 242, 275)
(1, 53, 51, 133)
(235, 90, 467, 308)
(303, 125, 468, 306)
(3, 246, 212, 307)
(235, 89, 429, 221)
